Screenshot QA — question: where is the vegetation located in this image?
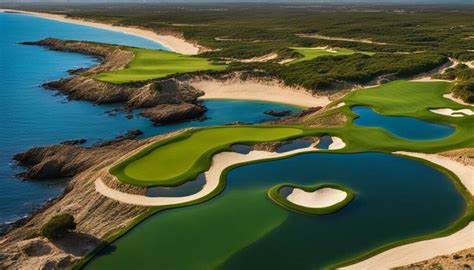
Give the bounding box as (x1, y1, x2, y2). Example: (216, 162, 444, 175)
(111, 126, 303, 187)
(40, 214, 76, 240)
(19, 4, 473, 95)
(288, 47, 373, 64)
(434, 64, 474, 103)
(78, 78, 474, 269)
(268, 183, 354, 215)
(41, 4, 474, 60)
(228, 52, 446, 91)
(95, 48, 226, 84)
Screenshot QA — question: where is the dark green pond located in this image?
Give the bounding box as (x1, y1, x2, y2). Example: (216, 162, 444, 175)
(86, 153, 466, 270)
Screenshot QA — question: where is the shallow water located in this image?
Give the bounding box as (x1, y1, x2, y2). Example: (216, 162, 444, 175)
(86, 153, 466, 270)
(352, 106, 455, 140)
(0, 12, 301, 226)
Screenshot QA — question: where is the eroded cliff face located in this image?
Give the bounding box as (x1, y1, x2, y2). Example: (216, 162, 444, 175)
(21, 38, 206, 125)
(0, 137, 154, 269)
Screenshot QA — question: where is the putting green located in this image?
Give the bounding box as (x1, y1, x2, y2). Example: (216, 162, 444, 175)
(95, 48, 226, 84)
(112, 126, 304, 187)
(289, 47, 374, 64)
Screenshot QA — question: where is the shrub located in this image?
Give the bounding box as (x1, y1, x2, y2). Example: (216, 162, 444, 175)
(40, 214, 76, 240)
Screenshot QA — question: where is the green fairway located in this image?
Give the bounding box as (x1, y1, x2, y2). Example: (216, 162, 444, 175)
(289, 47, 374, 64)
(111, 80, 474, 188)
(111, 126, 304, 187)
(95, 48, 227, 83)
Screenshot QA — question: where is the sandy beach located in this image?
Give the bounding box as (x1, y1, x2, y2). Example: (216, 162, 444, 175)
(191, 78, 331, 108)
(287, 188, 347, 208)
(342, 151, 474, 269)
(0, 9, 200, 55)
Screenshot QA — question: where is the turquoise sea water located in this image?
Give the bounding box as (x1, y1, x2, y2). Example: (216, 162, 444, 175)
(0, 12, 300, 227)
(87, 152, 466, 269)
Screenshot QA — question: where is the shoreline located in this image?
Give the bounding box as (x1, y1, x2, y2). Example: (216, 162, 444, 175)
(0, 9, 200, 55)
(342, 151, 474, 269)
(191, 78, 331, 108)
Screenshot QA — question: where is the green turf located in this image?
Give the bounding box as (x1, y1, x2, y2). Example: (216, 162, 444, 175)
(288, 47, 374, 64)
(268, 183, 355, 215)
(112, 126, 304, 187)
(94, 48, 227, 84)
(111, 80, 474, 188)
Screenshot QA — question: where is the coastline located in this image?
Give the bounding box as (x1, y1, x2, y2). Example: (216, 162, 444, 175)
(341, 151, 474, 269)
(0, 9, 201, 55)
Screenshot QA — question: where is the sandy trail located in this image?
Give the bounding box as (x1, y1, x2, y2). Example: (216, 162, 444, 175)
(191, 79, 330, 108)
(287, 188, 347, 208)
(297, 33, 387, 45)
(342, 151, 474, 269)
(0, 9, 200, 55)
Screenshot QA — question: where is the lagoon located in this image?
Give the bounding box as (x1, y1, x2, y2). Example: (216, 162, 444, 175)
(86, 152, 466, 270)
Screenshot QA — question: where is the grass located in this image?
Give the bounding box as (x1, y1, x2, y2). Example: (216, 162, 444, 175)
(80, 80, 473, 269)
(111, 126, 304, 187)
(268, 183, 355, 215)
(288, 47, 374, 64)
(94, 48, 227, 84)
(111, 80, 474, 188)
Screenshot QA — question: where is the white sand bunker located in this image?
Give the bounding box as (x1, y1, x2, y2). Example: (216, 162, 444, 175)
(287, 187, 347, 208)
(328, 137, 346, 150)
(430, 108, 474, 117)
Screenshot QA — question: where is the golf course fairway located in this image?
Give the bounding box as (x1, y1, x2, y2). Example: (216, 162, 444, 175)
(95, 48, 226, 83)
(289, 47, 373, 64)
(111, 126, 304, 187)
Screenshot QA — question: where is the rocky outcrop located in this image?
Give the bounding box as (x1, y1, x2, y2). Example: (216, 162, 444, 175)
(13, 130, 144, 180)
(142, 103, 207, 125)
(0, 137, 155, 269)
(21, 38, 206, 124)
(264, 110, 292, 117)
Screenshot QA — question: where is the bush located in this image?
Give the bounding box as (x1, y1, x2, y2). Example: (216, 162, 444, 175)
(40, 214, 76, 240)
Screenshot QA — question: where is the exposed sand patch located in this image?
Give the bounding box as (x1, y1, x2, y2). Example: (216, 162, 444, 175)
(342, 151, 474, 269)
(0, 9, 200, 55)
(297, 33, 387, 45)
(287, 187, 347, 208)
(239, 53, 278, 63)
(430, 108, 474, 117)
(190, 78, 330, 108)
(443, 93, 474, 107)
(335, 102, 346, 108)
(410, 77, 452, 82)
(328, 137, 346, 150)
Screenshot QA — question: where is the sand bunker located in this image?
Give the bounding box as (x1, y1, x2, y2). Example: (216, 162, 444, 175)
(287, 187, 347, 208)
(328, 137, 346, 150)
(430, 108, 474, 117)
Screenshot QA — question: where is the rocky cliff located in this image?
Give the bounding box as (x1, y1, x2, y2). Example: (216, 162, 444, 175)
(21, 38, 206, 124)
